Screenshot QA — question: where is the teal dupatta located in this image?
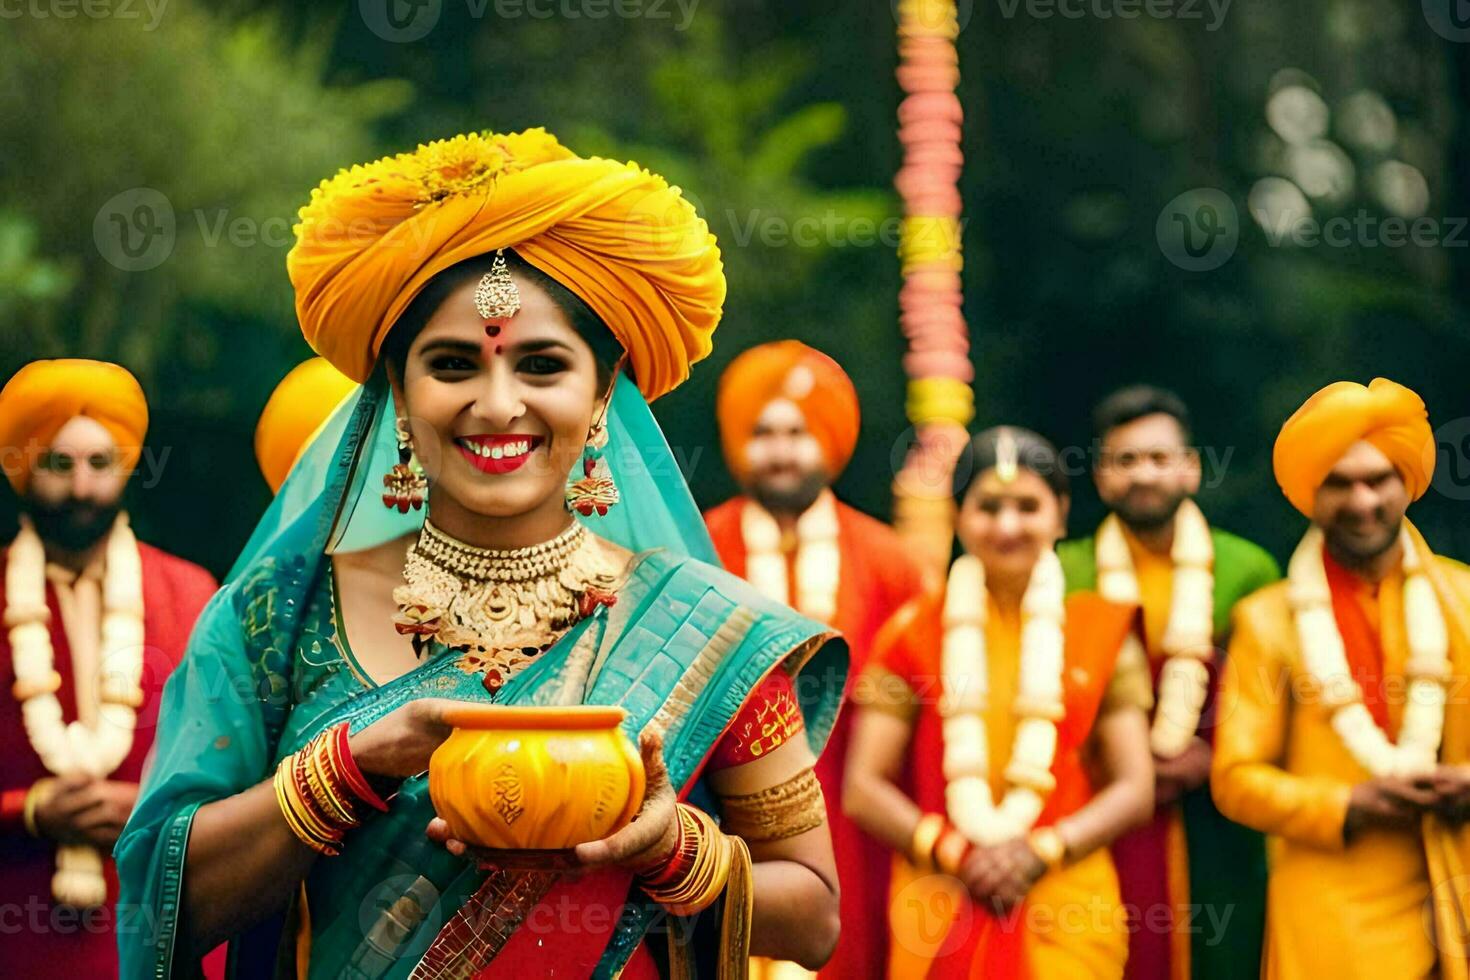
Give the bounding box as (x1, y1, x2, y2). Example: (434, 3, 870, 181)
(116, 373, 847, 979)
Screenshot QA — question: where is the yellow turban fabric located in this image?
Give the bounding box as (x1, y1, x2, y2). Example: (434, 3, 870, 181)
(717, 341, 861, 480)
(287, 129, 724, 401)
(0, 359, 149, 493)
(254, 357, 358, 494)
(1273, 377, 1435, 516)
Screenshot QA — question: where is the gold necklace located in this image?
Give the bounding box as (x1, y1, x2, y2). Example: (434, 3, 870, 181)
(392, 520, 626, 691)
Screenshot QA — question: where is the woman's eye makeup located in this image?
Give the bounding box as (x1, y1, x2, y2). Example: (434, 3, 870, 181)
(428, 354, 477, 373)
(519, 353, 568, 375)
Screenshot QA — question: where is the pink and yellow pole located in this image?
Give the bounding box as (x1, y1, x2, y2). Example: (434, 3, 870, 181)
(892, 0, 972, 577)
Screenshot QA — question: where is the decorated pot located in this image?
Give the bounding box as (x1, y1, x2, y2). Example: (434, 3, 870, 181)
(428, 704, 646, 851)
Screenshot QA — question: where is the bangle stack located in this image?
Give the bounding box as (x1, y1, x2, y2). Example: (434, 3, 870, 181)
(22, 779, 55, 838)
(638, 803, 734, 916)
(274, 724, 388, 856)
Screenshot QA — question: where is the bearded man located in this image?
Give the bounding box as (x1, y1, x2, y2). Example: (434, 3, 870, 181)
(0, 359, 217, 976)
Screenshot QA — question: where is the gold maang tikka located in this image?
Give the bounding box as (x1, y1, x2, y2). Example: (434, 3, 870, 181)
(474, 248, 521, 322)
(995, 427, 1020, 484)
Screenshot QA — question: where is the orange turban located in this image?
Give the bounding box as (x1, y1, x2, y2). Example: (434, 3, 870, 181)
(287, 129, 724, 401)
(254, 357, 358, 494)
(1273, 378, 1435, 516)
(717, 341, 861, 480)
(0, 359, 149, 493)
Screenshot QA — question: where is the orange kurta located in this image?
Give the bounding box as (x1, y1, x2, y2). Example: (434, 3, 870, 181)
(705, 495, 927, 979)
(867, 589, 1141, 979)
(1213, 546, 1470, 980)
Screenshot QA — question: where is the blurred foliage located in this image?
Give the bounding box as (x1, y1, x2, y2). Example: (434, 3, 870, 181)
(0, 0, 1468, 573)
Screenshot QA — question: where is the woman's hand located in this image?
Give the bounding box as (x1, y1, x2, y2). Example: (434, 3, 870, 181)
(573, 730, 679, 871)
(425, 729, 681, 875)
(348, 698, 461, 778)
(958, 838, 1045, 914)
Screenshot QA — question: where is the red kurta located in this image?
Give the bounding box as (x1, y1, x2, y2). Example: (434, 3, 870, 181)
(0, 540, 216, 978)
(705, 495, 927, 978)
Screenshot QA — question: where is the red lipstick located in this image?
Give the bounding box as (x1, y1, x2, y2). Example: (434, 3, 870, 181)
(455, 434, 544, 475)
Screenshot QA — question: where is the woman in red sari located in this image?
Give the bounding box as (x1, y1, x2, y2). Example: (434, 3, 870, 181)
(845, 426, 1155, 978)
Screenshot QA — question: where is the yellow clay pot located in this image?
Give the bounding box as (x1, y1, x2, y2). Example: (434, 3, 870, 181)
(428, 705, 646, 851)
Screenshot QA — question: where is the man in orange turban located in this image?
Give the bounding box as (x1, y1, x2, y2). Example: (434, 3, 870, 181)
(0, 359, 217, 978)
(704, 340, 926, 980)
(254, 357, 358, 493)
(1213, 378, 1470, 980)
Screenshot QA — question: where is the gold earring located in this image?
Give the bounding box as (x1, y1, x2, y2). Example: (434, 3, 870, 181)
(383, 417, 428, 513)
(565, 422, 619, 517)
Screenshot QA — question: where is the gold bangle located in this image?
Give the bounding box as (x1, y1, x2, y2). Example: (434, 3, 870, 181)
(934, 827, 971, 877)
(644, 806, 733, 915)
(909, 813, 947, 871)
(1027, 826, 1067, 870)
(717, 767, 827, 842)
(22, 779, 55, 838)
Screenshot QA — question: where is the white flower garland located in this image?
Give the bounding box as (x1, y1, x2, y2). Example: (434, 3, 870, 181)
(7, 514, 144, 908)
(1287, 525, 1449, 778)
(1095, 499, 1215, 758)
(741, 490, 840, 623)
(940, 549, 1067, 846)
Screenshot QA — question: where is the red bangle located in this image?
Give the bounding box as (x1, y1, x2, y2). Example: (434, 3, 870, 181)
(335, 724, 389, 812)
(0, 787, 26, 831)
(640, 806, 695, 887)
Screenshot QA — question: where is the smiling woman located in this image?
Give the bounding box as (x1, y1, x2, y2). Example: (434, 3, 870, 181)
(116, 130, 849, 979)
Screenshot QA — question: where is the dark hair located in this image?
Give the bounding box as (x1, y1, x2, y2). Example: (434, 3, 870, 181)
(380, 248, 623, 394)
(1091, 385, 1192, 444)
(952, 425, 1070, 503)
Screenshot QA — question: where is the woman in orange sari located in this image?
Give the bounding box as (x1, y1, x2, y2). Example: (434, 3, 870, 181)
(845, 426, 1155, 978)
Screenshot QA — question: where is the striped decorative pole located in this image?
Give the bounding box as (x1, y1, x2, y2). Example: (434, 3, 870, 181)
(892, 0, 973, 577)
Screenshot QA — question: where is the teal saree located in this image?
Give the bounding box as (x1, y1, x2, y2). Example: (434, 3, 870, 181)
(116, 374, 847, 979)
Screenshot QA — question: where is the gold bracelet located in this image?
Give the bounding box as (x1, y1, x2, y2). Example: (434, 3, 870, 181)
(716, 767, 827, 842)
(934, 827, 971, 877)
(909, 813, 947, 871)
(1026, 826, 1067, 870)
(22, 778, 55, 838)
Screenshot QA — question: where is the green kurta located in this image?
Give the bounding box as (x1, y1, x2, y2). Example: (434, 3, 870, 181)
(1058, 523, 1279, 980)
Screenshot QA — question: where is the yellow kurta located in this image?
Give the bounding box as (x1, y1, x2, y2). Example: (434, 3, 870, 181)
(1212, 552, 1470, 980)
